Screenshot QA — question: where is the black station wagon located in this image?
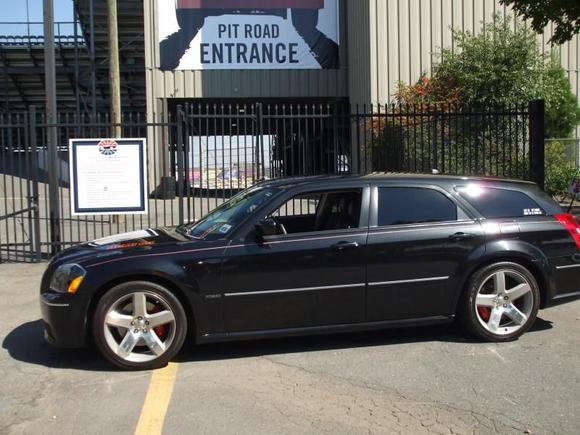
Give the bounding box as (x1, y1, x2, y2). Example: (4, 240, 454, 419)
(40, 175, 580, 370)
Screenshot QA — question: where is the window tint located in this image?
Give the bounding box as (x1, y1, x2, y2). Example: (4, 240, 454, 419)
(269, 189, 362, 234)
(378, 188, 457, 226)
(457, 186, 545, 219)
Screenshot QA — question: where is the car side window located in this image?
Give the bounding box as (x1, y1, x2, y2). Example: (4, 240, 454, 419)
(270, 189, 362, 234)
(378, 187, 458, 226)
(456, 186, 546, 219)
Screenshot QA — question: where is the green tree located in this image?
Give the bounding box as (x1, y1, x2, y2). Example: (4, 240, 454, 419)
(541, 57, 580, 138)
(500, 0, 580, 45)
(428, 15, 580, 137)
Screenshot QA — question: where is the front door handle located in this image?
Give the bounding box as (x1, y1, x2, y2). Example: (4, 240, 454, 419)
(448, 232, 476, 241)
(331, 241, 360, 251)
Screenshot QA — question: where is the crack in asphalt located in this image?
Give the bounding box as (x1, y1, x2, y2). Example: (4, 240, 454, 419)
(258, 355, 534, 434)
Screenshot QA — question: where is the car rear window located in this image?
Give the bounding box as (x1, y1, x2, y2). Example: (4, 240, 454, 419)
(377, 187, 458, 226)
(456, 186, 546, 219)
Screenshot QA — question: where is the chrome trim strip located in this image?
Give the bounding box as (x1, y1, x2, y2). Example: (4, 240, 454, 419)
(556, 264, 580, 270)
(40, 299, 70, 307)
(517, 220, 557, 225)
(368, 276, 450, 286)
(224, 282, 366, 297)
(264, 232, 367, 246)
(371, 221, 476, 237)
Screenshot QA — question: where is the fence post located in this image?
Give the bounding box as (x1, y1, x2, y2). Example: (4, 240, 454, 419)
(529, 99, 545, 189)
(176, 105, 185, 226)
(28, 106, 42, 261)
(44, 0, 62, 256)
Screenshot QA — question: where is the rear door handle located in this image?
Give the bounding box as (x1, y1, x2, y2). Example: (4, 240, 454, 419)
(448, 232, 476, 241)
(331, 241, 359, 251)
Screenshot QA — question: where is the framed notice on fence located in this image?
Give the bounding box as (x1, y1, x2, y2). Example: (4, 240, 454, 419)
(69, 138, 148, 216)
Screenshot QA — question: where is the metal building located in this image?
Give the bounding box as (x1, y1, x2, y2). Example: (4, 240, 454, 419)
(145, 0, 580, 110)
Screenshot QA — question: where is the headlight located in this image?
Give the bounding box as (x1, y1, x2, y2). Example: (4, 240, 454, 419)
(49, 264, 86, 294)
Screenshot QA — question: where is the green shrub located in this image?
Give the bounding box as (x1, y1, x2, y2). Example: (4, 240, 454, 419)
(545, 140, 580, 200)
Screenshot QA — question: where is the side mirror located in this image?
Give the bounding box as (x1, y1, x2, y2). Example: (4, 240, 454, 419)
(255, 218, 278, 240)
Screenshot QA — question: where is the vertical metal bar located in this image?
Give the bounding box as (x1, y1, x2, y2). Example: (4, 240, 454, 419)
(432, 104, 439, 171)
(288, 104, 294, 176)
(8, 116, 17, 257)
(107, 0, 122, 137)
(332, 103, 339, 174)
(1, 113, 7, 259)
(355, 104, 361, 174)
(176, 106, 185, 225)
(23, 112, 32, 261)
(28, 106, 42, 261)
(529, 100, 545, 187)
(297, 105, 303, 175)
(213, 104, 218, 209)
(197, 104, 203, 218)
(89, 0, 97, 117)
(17, 114, 26, 258)
(44, 0, 61, 255)
(205, 103, 210, 213)
(220, 103, 225, 205)
(257, 102, 265, 180)
(183, 103, 195, 222)
(73, 7, 80, 125)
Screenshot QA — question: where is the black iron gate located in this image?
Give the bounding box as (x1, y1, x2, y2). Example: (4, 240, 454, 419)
(0, 100, 545, 263)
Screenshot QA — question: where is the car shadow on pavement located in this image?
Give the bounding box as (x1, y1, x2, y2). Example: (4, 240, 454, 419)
(3, 318, 553, 370)
(2, 320, 112, 371)
(177, 318, 554, 363)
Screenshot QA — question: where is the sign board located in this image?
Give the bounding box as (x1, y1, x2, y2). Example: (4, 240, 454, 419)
(69, 139, 148, 216)
(185, 135, 273, 189)
(158, 0, 339, 70)
(569, 177, 580, 195)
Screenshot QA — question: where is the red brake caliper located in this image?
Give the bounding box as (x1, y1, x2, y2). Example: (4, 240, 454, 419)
(477, 306, 491, 322)
(150, 303, 167, 339)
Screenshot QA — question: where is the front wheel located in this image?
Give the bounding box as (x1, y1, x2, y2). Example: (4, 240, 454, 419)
(92, 281, 187, 370)
(460, 262, 540, 342)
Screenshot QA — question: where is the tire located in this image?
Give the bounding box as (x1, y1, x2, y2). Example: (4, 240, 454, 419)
(460, 262, 540, 342)
(92, 281, 187, 370)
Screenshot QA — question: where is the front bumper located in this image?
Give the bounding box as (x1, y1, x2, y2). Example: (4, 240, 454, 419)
(40, 292, 87, 348)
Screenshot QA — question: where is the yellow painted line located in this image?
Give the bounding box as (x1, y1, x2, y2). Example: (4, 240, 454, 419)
(134, 362, 178, 435)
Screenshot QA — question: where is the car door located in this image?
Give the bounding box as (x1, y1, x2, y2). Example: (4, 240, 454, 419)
(220, 184, 370, 333)
(366, 184, 485, 322)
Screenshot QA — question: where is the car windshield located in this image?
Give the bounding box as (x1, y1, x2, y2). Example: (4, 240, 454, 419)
(184, 186, 280, 239)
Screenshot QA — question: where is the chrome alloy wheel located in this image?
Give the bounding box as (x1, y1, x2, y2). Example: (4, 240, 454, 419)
(474, 269, 534, 336)
(103, 291, 176, 363)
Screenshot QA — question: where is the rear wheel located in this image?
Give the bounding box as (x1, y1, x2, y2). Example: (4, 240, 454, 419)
(92, 281, 187, 370)
(461, 262, 540, 342)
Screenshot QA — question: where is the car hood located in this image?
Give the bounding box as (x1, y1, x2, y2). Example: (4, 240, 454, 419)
(49, 227, 193, 266)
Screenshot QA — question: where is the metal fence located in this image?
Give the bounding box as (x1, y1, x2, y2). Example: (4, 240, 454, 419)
(0, 100, 545, 263)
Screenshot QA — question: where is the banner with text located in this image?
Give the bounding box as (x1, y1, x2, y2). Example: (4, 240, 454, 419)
(158, 0, 339, 70)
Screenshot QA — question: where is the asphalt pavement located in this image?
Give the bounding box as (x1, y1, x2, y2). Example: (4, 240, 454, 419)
(1, 262, 579, 434)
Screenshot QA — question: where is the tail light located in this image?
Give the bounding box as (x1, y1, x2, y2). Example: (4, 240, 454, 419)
(554, 214, 580, 249)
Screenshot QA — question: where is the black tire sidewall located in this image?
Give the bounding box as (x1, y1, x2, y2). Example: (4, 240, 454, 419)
(462, 262, 540, 342)
(92, 281, 187, 370)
